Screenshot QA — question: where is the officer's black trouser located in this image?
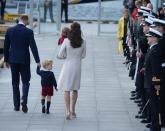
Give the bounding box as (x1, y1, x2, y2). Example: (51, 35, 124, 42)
(144, 88, 151, 122)
(150, 90, 161, 131)
(161, 77, 165, 126)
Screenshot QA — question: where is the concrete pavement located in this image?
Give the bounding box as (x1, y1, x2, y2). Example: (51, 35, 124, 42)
(0, 22, 165, 131)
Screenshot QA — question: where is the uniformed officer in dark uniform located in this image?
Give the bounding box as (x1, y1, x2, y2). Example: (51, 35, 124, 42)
(131, 9, 148, 100)
(129, 9, 148, 82)
(153, 18, 165, 127)
(144, 28, 162, 131)
(136, 18, 152, 124)
(135, 17, 149, 117)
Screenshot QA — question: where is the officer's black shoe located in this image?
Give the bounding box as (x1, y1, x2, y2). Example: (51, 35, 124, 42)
(138, 109, 142, 114)
(141, 119, 150, 123)
(21, 103, 28, 113)
(130, 91, 136, 94)
(130, 96, 139, 100)
(139, 115, 146, 119)
(138, 111, 141, 114)
(145, 123, 151, 128)
(131, 93, 136, 97)
(135, 115, 146, 119)
(139, 107, 143, 110)
(137, 103, 143, 107)
(135, 115, 140, 118)
(131, 92, 136, 95)
(130, 97, 135, 100)
(134, 99, 142, 103)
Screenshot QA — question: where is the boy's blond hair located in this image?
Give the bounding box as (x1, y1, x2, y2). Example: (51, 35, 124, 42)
(42, 60, 53, 69)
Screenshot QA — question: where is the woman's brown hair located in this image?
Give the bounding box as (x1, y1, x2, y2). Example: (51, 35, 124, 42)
(68, 22, 83, 48)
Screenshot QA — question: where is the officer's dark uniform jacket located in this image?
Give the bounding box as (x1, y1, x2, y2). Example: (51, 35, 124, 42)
(135, 34, 148, 87)
(159, 33, 165, 125)
(144, 44, 161, 89)
(159, 34, 165, 77)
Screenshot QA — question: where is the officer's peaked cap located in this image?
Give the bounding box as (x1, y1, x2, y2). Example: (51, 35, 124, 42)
(146, 28, 162, 38)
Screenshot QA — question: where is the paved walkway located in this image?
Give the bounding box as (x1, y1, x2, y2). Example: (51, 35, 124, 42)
(0, 23, 165, 131)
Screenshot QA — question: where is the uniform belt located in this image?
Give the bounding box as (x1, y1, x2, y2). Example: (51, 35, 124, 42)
(162, 63, 165, 67)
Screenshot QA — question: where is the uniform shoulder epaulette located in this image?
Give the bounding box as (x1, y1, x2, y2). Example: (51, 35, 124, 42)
(152, 77, 160, 82)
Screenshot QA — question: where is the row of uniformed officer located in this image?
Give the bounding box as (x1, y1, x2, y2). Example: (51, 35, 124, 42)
(136, 18, 165, 131)
(123, 4, 165, 131)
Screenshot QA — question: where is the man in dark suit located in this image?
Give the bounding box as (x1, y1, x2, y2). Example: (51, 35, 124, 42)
(4, 15, 40, 113)
(144, 28, 162, 131)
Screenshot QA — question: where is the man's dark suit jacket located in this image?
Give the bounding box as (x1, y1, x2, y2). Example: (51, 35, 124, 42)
(4, 24, 40, 64)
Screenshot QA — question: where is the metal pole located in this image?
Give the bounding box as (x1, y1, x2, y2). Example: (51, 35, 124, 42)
(57, 0, 61, 34)
(29, 0, 34, 30)
(97, 0, 101, 36)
